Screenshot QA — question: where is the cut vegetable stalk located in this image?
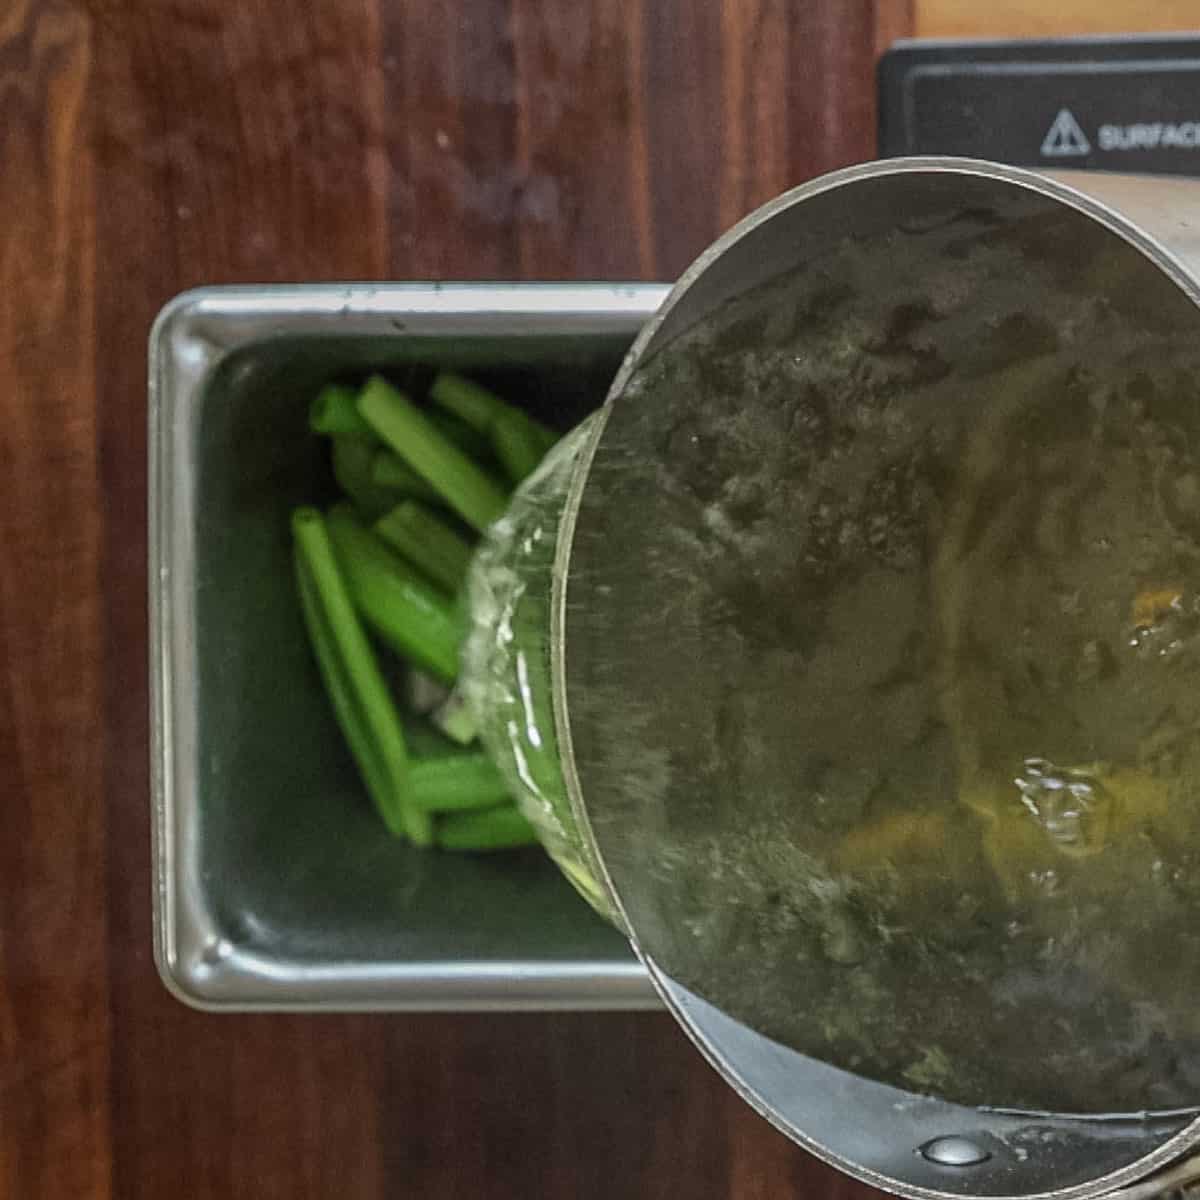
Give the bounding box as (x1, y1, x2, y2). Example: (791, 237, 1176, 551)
(358, 375, 510, 533)
(370, 449, 442, 501)
(310, 384, 374, 436)
(430, 370, 557, 448)
(492, 408, 549, 484)
(376, 500, 474, 594)
(325, 503, 465, 683)
(435, 803, 539, 851)
(332, 435, 410, 519)
(294, 557, 394, 826)
(428, 371, 506, 433)
(291, 507, 431, 844)
(407, 753, 512, 812)
(428, 407, 494, 461)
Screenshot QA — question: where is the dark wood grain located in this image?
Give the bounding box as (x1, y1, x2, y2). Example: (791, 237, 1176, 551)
(4, 0, 906, 1194)
(0, 2, 110, 1196)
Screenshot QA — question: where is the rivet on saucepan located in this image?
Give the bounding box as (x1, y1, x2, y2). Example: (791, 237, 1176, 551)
(919, 1136, 992, 1167)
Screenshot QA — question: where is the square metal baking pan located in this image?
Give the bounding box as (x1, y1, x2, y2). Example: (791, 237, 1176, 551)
(150, 283, 668, 1010)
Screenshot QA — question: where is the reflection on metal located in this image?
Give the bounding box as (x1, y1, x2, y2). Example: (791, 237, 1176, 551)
(921, 1138, 992, 1168)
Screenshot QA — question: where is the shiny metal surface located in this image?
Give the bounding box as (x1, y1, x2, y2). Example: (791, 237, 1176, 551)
(149, 282, 667, 1010)
(922, 1139, 993, 1168)
(552, 159, 1200, 1197)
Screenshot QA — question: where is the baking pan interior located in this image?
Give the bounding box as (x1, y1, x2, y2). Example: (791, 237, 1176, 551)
(191, 329, 638, 973)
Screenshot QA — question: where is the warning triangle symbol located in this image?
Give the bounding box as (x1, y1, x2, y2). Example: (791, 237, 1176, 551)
(1040, 108, 1091, 157)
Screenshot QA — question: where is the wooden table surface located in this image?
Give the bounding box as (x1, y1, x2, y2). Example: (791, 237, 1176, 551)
(0, 1, 1186, 1195)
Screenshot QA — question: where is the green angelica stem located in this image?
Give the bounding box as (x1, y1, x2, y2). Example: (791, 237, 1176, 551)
(375, 500, 474, 595)
(310, 384, 374, 436)
(492, 408, 550, 484)
(331, 436, 414, 519)
(428, 407, 494, 461)
(407, 753, 511, 813)
(428, 371, 507, 434)
(431, 371, 557, 448)
(369, 449, 442, 501)
(325, 503, 464, 683)
(435, 804, 539, 851)
(294, 554, 392, 827)
(358, 375, 509, 534)
(291, 507, 430, 844)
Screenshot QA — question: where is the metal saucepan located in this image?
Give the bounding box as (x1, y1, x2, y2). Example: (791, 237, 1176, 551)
(469, 158, 1200, 1199)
